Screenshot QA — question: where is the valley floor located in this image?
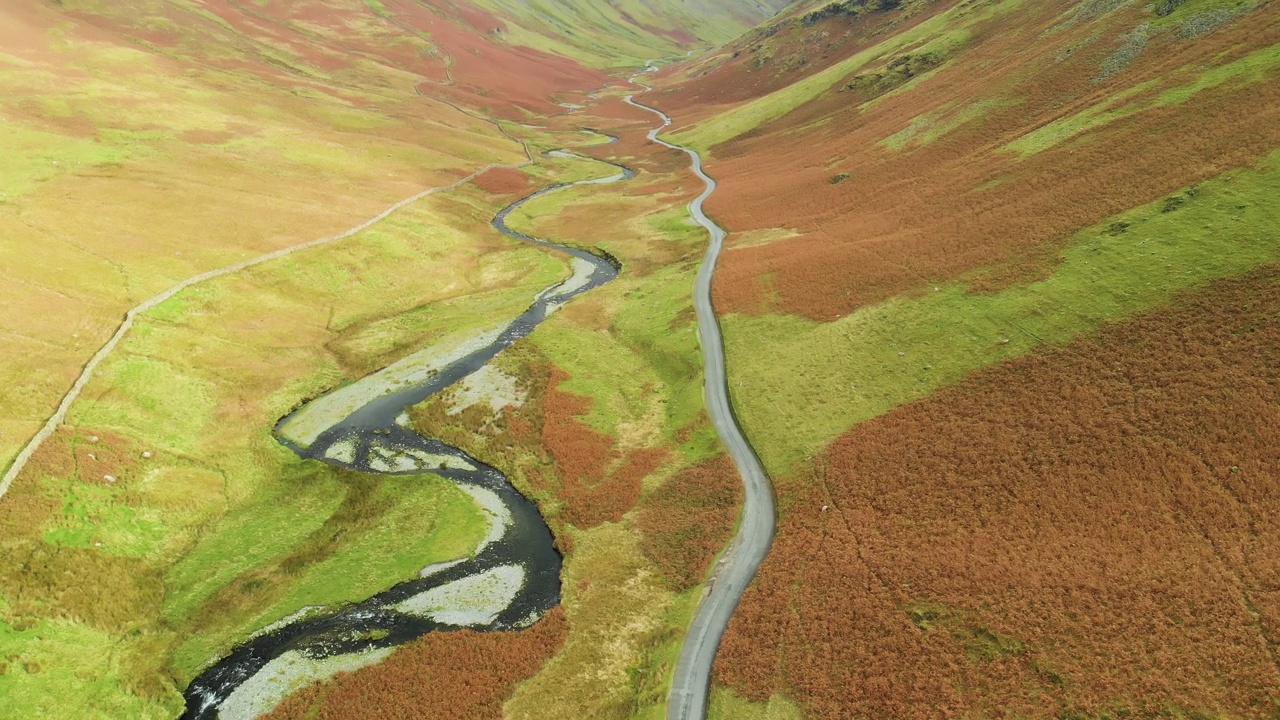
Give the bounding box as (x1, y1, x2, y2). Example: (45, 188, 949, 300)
(3, 1, 1280, 719)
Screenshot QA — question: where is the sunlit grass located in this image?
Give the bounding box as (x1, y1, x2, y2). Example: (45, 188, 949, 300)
(0, 613, 182, 719)
(167, 470, 487, 682)
(631, 587, 705, 719)
(707, 688, 804, 720)
(506, 178, 713, 458)
(504, 522, 675, 718)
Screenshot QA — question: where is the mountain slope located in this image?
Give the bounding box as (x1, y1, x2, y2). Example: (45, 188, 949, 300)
(637, 0, 1280, 717)
(0, 0, 773, 514)
(0, 2, 794, 719)
(3, 1, 1278, 719)
(461, 0, 788, 67)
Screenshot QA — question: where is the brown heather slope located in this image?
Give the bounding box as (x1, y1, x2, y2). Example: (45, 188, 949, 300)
(390, 0, 610, 117)
(60, 0, 608, 123)
(264, 608, 569, 720)
(657, 1, 1280, 320)
(473, 166, 533, 194)
(655, 0, 952, 110)
(715, 266, 1280, 718)
(632, 5, 1280, 715)
(637, 453, 744, 592)
(539, 366, 670, 532)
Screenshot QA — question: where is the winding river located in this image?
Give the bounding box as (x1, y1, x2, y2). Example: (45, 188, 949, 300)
(181, 146, 632, 719)
(181, 64, 772, 720)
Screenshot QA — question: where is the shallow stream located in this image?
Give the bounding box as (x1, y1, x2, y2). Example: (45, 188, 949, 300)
(181, 146, 632, 720)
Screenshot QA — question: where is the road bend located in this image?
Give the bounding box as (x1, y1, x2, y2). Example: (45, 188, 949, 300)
(624, 70, 777, 720)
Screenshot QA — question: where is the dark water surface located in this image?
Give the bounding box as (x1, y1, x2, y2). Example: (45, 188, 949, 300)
(181, 151, 631, 719)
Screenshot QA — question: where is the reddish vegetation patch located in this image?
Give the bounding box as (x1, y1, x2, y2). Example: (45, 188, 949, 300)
(265, 608, 568, 720)
(637, 453, 743, 591)
(661, 5, 1280, 320)
(472, 166, 530, 195)
(420, 357, 668, 535)
(541, 368, 616, 488)
(590, 126, 694, 180)
(63, 1, 370, 94)
(22, 426, 138, 487)
(0, 480, 58, 539)
(411, 0, 607, 119)
(23, 426, 76, 482)
(541, 368, 666, 529)
(178, 129, 238, 145)
(585, 95, 657, 124)
(58, 0, 605, 120)
(574, 447, 667, 529)
(0, 4, 58, 57)
(10, 103, 99, 137)
(716, 267, 1280, 718)
(0, 431, 164, 637)
(71, 429, 139, 486)
(208, 0, 358, 74)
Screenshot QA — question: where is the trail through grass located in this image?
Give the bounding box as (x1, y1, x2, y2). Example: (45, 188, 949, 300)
(0, 167, 575, 715)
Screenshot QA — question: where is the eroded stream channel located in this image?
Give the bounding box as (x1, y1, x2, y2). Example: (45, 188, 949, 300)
(181, 145, 633, 719)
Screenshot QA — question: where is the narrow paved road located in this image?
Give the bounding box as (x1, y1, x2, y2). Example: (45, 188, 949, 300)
(625, 73, 776, 720)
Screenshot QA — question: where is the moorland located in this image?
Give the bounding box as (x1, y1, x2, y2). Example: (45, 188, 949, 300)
(2, 1, 1279, 719)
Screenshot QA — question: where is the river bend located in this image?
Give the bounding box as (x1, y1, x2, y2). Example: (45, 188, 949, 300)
(625, 68, 777, 720)
(181, 147, 630, 720)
